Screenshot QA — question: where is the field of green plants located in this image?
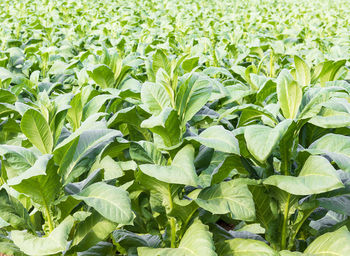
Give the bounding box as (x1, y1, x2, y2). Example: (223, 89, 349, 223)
(1, 0, 350, 255)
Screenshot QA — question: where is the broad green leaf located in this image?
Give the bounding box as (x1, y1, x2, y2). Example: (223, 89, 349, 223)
(309, 109, 350, 128)
(277, 69, 302, 119)
(152, 49, 170, 75)
(7, 155, 61, 206)
(20, 109, 53, 154)
(76, 241, 114, 256)
(82, 94, 116, 121)
(72, 182, 134, 224)
(195, 179, 255, 221)
(0, 189, 33, 231)
(317, 60, 346, 86)
(66, 92, 83, 131)
(217, 238, 277, 256)
(139, 145, 199, 186)
(187, 125, 240, 155)
(219, 104, 278, 125)
(244, 119, 292, 162)
(112, 230, 161, 251)
(141, 107, 181, 147)
(0, 145, 37, 179)
(137, 219, 217, 256)
(54, 129, 121, 184)
(176, 73, 212, 126)
(294, 56, 310, 87)
(130, 141, 166, 165)
(0, 88, 16, 103)
(309, 133, 350, 173)
(70, 211, 116, 252)
(249, 186, 279, 245)
(88, 64, 115, 89)
(11, 216, 74, 256)
(304, 226, 350, 255)
(264, 156, 344, 195)
(141, 82, 171, 115)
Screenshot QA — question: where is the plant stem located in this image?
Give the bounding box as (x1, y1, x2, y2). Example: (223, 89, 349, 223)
(288, 206, 317, 250)
(269, 50, 274, 77)
(167, 184, 176, 248)
(44, 204, 54, 233)
(170, 217, 176, 248)
(281, 193, 291, 250)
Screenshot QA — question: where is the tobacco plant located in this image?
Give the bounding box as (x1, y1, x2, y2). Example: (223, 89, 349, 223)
(1, 0, 350, 255)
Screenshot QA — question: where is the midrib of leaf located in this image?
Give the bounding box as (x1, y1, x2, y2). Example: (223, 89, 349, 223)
(38, 186, 54, 233)
(62, 131, 116, 182)
(81, 194, 130, 222)
(32, 115, 51, 154)
(149, 88, 167, 113)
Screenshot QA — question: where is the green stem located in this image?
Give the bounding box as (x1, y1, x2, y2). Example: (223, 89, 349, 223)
(167, 184, 176, 248)
(170, 217, 176, 248)
(269, 50, 274, 77)
(288, 207, 317, 250)
(44, 204, 54, 233)
(281, 193, 291, 250)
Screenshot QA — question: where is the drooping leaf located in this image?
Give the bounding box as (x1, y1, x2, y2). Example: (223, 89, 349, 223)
(264, 155, 344, 195)
(7, 155, 61, 206)
(137, 219, 217, 256)
(187, 126, 240, 155)
(11, 216, 75, 256)
(217, 238, 277, 256)
(304, 226, 350, 255)
(72, 182, 134, 225)
(139, 145, 199, 186)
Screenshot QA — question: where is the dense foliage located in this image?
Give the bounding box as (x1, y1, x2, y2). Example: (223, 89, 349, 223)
(1, 0, 350, 255)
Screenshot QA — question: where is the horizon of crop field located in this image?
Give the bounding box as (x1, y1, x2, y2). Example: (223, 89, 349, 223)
(1, 0, 350, 255)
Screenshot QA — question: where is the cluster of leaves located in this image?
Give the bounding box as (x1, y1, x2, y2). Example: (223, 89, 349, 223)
(1, 0, 350, 255)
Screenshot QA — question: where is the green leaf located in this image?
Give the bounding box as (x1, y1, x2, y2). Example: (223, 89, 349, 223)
(7, 155, 61, 206)
(141, 82, 171, 115)
(20, 109, 53, 154)
(152, 49, 170, 75)
(82, 94, 116, 121)
(139, 145, 199, 186)
(112, 230, 161, 251)
(0, 88, 16, 103)
(277, 69, 302, 119)
(217, 238, 277, 256)
(137, 219, 217, 256)
(76, 242, 114, 256)
(72, 182, 134, 224)
(0, 189, 33, 231)
(264, 155, 344, 195)
(11, 216, 74, 256)
(70, 211, 117, 252)
(304, 226, 350, 255)
(195, 179, 255, 221)
(294, 55, 310, 87)
(141, 107, 181, 147)
(176, 73, 212, 126)
(88, 64, 115, 89)
(0, 145, 37, 179)
(309, 133, 350, 173)
(130, 141, 166, 165)
(54, 129, 121, 184)
(187, 126, 240, 155)
(244, 120, 292, 162)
